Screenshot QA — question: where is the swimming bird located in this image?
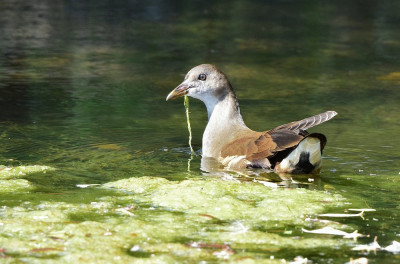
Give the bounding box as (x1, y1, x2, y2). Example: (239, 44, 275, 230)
(166, 64, 337, 174)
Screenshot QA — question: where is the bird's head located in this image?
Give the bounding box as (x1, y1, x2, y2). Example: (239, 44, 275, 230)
(166, 64, 231, 103)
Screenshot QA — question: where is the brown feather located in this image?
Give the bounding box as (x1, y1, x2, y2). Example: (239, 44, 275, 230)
(220, 132, 269, 158)
(220, 111, 336, 168)
(220, 130, 303, 163)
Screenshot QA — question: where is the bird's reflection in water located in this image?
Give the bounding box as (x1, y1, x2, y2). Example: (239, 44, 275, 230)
(200, 156, 322, 190)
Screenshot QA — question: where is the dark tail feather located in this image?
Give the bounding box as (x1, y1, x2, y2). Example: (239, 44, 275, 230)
(272, 111, 337, 132)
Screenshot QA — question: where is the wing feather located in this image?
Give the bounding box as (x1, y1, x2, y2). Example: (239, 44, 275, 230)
(221, 130, 303, 163)
(272, 111, 337, 132)
(220, 111, 337, 167)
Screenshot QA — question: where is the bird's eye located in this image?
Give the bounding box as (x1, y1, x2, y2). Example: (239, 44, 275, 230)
(198, 73, 207, 81)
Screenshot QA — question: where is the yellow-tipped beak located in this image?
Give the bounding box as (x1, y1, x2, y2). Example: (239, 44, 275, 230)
(166, 83, 189, 101)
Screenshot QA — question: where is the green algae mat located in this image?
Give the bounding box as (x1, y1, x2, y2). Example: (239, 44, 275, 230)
(0, 165, 385, 263)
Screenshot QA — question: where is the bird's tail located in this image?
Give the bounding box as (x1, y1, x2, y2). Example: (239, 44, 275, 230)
(274, 133, 326, 174)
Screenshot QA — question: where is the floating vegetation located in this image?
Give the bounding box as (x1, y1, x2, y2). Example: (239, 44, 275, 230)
(0, 179, 34, 193)
(102, 176, 347, 225)
(0, 174, 355, 263)
(0, 165, 55, 180)
(0, 164, 397, 263)
(184, 95, 194, 154)
(184, 95, 195, 171)
(377, 72, 400, 82)
(0, 165, 55, 193)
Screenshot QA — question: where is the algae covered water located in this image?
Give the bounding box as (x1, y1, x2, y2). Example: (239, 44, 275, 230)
(1, 0, 400, 263)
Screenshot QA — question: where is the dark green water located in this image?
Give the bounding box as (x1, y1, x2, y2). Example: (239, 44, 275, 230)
(0, 0, 399, 263)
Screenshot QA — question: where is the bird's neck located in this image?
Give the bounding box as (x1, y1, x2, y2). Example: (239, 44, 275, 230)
(201, 92, 250, 158)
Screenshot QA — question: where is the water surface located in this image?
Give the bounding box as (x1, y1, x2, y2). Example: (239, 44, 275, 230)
(0, 0, 399, 263)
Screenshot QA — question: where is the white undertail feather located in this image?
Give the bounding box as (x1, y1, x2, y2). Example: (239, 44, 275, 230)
(276, 137, 322, 173)
(220, 155, 250, 169)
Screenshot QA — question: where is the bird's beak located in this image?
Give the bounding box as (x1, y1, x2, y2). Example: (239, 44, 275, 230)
(166, 83, 190, 101)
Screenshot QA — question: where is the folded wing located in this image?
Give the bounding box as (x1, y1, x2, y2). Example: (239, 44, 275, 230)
(220, 111, 337, 168)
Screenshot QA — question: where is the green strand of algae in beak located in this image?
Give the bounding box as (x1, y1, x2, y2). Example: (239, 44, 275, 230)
(184, 96, 194, 154)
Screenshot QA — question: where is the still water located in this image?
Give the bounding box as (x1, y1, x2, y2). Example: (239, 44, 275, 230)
(0, 0, 399, 263)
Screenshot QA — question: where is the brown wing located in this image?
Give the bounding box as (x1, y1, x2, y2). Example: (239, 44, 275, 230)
(220, 132, 274, 159)
(220, 111, 337, 166)
(249, 130, 304, 161)
(220, 130, 304, 162)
